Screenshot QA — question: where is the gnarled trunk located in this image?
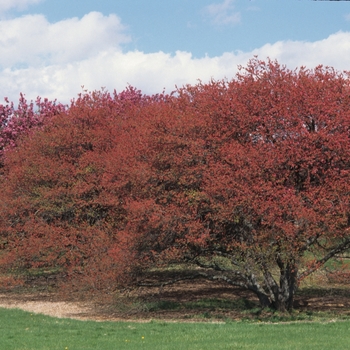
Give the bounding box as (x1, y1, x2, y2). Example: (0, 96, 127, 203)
(260, 261, 298, 312)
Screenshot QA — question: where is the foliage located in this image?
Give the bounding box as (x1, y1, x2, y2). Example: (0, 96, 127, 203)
(128, 58, 350, 311)
(0, 93, 66, 166)
(0, 87, 161, 290)
(1, 59, 350, 311)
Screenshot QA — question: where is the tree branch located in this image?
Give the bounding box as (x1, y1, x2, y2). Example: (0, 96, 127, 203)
(298, 237, 350, 281)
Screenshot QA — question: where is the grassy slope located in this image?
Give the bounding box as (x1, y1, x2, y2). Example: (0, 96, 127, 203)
(1, 307, 350, 350)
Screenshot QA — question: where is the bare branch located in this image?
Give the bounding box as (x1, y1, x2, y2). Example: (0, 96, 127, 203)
(138, 274, 202, 288)
(298, 237, 350, 281)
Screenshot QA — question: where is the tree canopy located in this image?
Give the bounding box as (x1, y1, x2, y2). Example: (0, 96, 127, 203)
(1, 59, 350, 311)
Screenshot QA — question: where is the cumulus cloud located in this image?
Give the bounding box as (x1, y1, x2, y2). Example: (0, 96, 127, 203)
(203, 0, 241, 26)
(0, 0, 43, 13)
(0, 12, 130, 68)
(249, 31, 350, 69)
(0, 10, 350, 105)
(0, 51, 234, 103)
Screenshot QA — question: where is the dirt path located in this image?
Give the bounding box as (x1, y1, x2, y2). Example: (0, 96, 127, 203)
(0, 293, 101, 320)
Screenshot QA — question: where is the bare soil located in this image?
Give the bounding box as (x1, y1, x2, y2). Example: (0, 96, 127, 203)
(0, 274, 349, 322)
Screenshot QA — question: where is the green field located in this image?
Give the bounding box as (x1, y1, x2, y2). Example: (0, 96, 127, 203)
(1, 307, 350, 350)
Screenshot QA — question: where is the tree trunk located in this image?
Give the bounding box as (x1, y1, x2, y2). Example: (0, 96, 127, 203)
(252, 262, 298, 312)
(256, 291, 273, 309)
(272, 292, 294, 312)
(277, 262, 298, 312)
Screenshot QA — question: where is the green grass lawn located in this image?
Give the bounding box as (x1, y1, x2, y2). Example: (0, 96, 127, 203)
(1, 308, 350, 350)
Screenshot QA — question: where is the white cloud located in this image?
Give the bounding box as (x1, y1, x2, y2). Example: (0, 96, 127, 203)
(0, 11, 350, 105)
(249, 31, 350, 69)
(0, 51, 232, 103)
(0, 12, 130, 68)
(203, 0, 241, 26)
(0, 0, 43, 13)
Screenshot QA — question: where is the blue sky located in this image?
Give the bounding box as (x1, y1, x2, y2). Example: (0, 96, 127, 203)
(1, 0, 350, 103)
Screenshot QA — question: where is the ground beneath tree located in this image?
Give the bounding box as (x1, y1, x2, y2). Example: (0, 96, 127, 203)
(0, 276, 349, 322)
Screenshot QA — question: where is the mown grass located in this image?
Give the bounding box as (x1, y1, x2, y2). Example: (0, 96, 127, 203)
(0, 257, 349, 349)
(1, 307, 350, 350)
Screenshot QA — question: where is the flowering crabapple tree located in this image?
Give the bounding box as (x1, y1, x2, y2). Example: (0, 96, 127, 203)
(0, 87, 165, 291)
(0, 93, 66, 167)
(1, 60, 350, 312)
(129, 58, 350, 312)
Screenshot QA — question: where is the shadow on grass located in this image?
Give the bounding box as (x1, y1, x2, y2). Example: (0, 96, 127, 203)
(296, 286, 350, 298)
(146, 298, 257, 312)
